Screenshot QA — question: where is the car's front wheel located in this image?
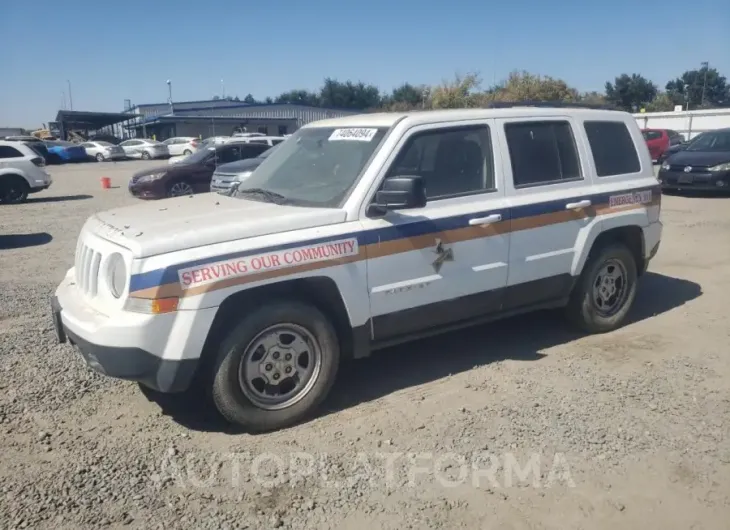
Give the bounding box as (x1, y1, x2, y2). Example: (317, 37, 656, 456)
(183, 149, 192, 155)
(167, 180, 194, 197)
(566, 243, 638, 333)
(211, 301, 340, 432)
(95, 153, 105, 162)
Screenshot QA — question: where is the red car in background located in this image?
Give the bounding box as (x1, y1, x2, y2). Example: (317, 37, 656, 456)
(641, 129, 684, 162)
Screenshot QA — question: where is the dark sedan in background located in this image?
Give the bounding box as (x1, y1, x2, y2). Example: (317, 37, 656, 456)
(658, 128, 730, 192)
(210, 145, 277, 194)
(128, 141, 270, 199)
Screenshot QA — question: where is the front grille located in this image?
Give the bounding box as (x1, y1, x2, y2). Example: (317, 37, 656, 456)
(211, 172, 239, 190)
(74, 241, 102, 297)
(668, 165, 709, 173)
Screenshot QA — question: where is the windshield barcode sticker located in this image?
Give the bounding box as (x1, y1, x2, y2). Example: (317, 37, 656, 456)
(608, 190, 652, 208)
(329, 128, 378, 142)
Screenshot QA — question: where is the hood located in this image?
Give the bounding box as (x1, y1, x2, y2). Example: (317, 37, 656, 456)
(87, 192, 347, 258)
(215, 157, 264, 173)
(667, 150, 730, 167)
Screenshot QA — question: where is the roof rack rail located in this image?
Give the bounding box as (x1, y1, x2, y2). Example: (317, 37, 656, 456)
(484, 101, 619, 111)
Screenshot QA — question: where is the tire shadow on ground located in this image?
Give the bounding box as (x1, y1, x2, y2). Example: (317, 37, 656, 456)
(140, 271, 702, 434)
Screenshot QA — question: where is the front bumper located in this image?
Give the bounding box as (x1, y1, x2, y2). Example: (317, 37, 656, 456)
(52, 273, 217, 392)
(658, 169, 730, 191)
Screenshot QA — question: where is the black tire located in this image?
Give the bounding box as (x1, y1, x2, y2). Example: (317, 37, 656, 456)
(95, 153, 105, 162)
(566, 243, 638, 334)
(0, 175, 30, 204)
(183, 149, 192, 155)
(211, 301, 340, 433)
(141, 151, 151, 160)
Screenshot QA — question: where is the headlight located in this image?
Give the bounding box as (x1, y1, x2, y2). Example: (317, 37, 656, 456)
(708, 162, 730, 172)
(660, 162, 671, 171)
(137, 172, 166, 182)
(236, 171, 253, 181)
(107, 253, 127, 298)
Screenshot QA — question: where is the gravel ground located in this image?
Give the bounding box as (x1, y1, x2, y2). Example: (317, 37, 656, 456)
(1, 161, 729, 529)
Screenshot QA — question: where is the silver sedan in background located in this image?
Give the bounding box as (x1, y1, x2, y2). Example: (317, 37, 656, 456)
(118, 139, 170, 160)
(81, 141, 126, 162)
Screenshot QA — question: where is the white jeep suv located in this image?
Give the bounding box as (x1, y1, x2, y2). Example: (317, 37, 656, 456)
(0, 140, 52, 204)
(52, 107, 662, 432)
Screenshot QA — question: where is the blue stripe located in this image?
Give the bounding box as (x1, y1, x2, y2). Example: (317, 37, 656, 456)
(129, 185, 657, 293)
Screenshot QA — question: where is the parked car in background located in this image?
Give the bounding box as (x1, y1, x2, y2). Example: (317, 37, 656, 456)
(88, 134, 122, 145)
(658, 128, 730, 192)
(225, 135, 285, 147)
(44, 140, 87, 164)
(163, 137, 200, 156)
(128, 141, 270, 199)
(2, 136, 50, 163)
(210, 145, 277, 194)
(0, 140, 52, 204)
(119, 139, 170, 160)
(81, 141, 126, 162)
(200, 136, 231, 147)
(642, 129, 684, 162)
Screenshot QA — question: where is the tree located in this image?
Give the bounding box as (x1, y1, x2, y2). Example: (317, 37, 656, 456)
(666, 66, 729, 109)
(389, 83, 427, 108)
(212, 95, 221, 100)
(430, 73, 482, 109)
(243, 94, 257, 104)
(274, 89, 320, 106)
(264, 96, 273, 104)
(489, 71, 580, 102)
(233, 96, 240, 102)
(319, 78, 382, 109)
(605, 74, 658, 112)
(644, 92, 676, 112)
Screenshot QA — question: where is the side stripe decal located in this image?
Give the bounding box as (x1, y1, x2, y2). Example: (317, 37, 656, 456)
(128, 185, 660, 299)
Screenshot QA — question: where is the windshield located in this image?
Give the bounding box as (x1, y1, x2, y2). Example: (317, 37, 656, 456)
(686, 131, 730, 152)
(233, 126, 389, 207)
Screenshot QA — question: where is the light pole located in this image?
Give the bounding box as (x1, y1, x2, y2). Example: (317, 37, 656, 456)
(67, 80, 73, 110)
(221, 79, 226, 99)
(166, 79, 174, 114)
(700, 61, 709, 107)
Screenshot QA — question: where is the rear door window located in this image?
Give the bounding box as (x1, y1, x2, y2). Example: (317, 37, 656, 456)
(504, 121, 581, 187)
(584, 121, 641, 177)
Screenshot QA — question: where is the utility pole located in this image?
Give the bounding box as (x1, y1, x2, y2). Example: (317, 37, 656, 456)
(700, 61, 709, 107)
(221, 79, 226, 99)
(166, 80, 174, 114)
(61, 90, 66, 110)
(67, 80, 73, 110)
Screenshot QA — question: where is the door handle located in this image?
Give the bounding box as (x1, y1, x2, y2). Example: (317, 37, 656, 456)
(565, 200, 591, 210)
(469, 214, 502, 226)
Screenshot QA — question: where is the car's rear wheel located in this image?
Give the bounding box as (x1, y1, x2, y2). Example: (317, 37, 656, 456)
(141, 151, 151, 160)
(566, 243, 638, 334)
(0, 176, 30, 204)
(95, 153, 105, 162)
(211, 301, 340, 432)
(183, 149, 192, 155)
(167, 180, 194, 197)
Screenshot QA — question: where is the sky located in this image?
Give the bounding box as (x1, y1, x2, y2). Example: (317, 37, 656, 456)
(1, 0, 728, 128)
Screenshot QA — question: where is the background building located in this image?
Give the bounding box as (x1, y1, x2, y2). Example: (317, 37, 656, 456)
(124, 99, 359, 140)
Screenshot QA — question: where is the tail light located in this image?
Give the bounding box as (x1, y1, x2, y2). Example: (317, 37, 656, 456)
(31, 157, 45, 167)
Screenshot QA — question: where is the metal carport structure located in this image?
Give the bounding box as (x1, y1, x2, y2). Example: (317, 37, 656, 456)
(53, 110, 141, 141)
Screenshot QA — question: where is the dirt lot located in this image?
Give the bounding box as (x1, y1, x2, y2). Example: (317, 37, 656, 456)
(1, 161, 729, 529)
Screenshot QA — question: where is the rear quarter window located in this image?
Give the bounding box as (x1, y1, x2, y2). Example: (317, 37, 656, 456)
(0, 145, 24, 158)
(584, 121, 641, 177)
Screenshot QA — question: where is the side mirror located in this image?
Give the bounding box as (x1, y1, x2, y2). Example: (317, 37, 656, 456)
(367, 175, 427, 216)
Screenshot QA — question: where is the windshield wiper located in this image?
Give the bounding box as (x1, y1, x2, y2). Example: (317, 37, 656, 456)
(235, 187, 289, 204)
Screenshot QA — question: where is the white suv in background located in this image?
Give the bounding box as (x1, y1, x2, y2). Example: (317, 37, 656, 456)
(0, 140, 52, 204)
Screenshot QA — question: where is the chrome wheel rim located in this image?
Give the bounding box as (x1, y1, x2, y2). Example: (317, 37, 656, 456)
(169, 182, 193, 196)
(96, 153, 104, 161)
(592, 258, 628, 316)
(238, 323, 322, 410)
